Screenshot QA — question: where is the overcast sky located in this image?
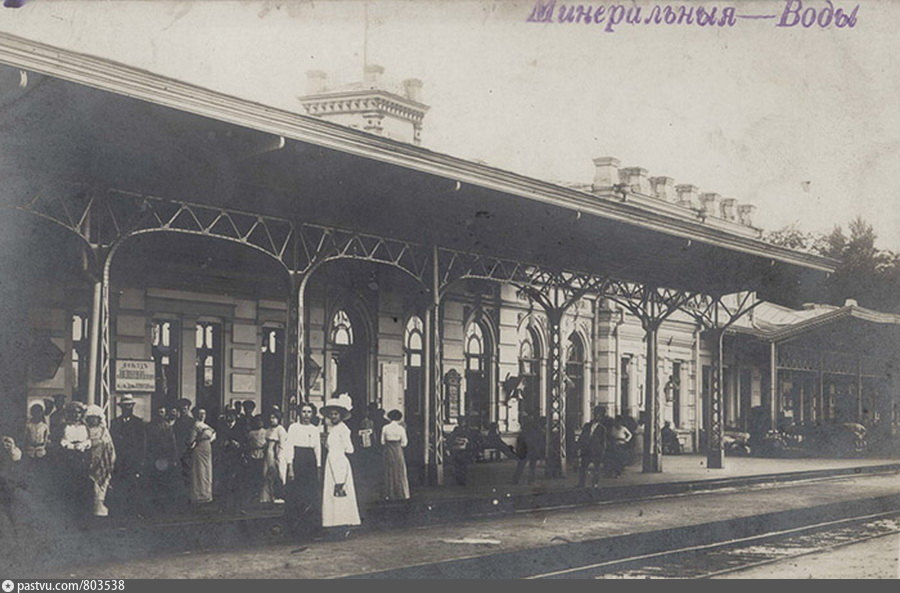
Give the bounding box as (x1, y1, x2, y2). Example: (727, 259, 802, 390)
(1, 0, 898, 249)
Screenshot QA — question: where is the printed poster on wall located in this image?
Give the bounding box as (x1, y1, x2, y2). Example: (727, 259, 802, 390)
(380, 361, 403, 414)
(114, 359, 155, 392)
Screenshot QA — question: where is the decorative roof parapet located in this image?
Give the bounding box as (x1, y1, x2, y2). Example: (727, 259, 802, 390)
(619, 167, 652, 196)
(737, 204, 757, 227)
(591, 156, 620, 192)
(698, 193, 721, 217)
(719, 198, 737, 222)
(650, 176, 676, 202)
(675, 184, 700, 209)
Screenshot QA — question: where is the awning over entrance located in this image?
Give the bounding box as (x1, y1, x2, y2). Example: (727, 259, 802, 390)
(0, 32, 835, 304)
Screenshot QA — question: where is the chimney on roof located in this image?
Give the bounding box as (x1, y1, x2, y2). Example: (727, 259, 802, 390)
(720, 198, 737, 221)
(650, 177, 676, 202)
(306, 70, 328, 94)
(675, 184, 700, 209)
(737, 204, 757, 227)
(592, 157, 620, 192)
(364, 64, 385, 87)
(402, 78, 423, 103)
(699, 193, 721, 217)
(619, 167, 652, 195)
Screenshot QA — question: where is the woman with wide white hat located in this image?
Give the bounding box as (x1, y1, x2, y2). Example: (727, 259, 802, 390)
(320, 393, 360, 531)
(84, 404, 116, 517)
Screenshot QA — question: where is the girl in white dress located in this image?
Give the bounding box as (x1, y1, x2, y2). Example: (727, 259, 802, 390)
(320, 393, 361, 529)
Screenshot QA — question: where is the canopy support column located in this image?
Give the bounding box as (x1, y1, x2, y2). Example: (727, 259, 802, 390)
(545, 305, 566, 478)
(769, 342, 778, 431)
(707, 326, 725, 469)
(684, 292, 762, 470)
(284, 271, 309, 424)
(86, 249, 106, 407)
(643, 320, 662, 472)
(426, 245, 445, 486)
(608, 284, 695, 473)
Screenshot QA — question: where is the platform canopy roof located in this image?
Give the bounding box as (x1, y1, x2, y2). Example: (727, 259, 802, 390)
(0, 33, 836, 305)
(726, 301, 900, 366)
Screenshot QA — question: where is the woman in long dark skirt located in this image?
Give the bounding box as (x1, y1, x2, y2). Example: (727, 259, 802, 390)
(381, 409, 410, 501)
(283, 403, 322, 536)
(244, 415, 267, 505)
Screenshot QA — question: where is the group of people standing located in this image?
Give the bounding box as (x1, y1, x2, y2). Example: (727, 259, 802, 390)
(576, 406, 643, 487)
(8, 391, 412, 538)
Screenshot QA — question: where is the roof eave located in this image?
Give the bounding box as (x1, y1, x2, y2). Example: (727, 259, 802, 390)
(0, 32, 835, 276)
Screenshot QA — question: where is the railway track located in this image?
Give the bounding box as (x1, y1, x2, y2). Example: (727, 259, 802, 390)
(530, 510, 900, 579)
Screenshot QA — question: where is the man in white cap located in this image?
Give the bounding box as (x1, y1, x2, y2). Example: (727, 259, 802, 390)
(110, 393, 147, 515)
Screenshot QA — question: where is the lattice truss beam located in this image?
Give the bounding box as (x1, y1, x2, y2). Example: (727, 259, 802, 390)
(607, 284, 698, 329)
(437, 249, 612, 298)
(11, 182, 431, 281)
(682, 290, 760, 331)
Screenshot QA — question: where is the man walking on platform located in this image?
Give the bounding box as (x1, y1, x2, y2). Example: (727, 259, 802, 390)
(577, 406, 607, 488)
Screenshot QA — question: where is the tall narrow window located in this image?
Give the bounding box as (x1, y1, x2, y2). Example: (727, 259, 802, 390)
(71, 314, 90, 402)
(565, 333, 585, 450)
(670, 361, 682, 427)
(404, 316, 424, 416)
(261, 327, 284, 415)
(464, 321, 490, 428)
(620, 356, 631, 416)
(518, 329, 541, 423)
(152, 319, 180, 410)
(195, 321, 222, 417)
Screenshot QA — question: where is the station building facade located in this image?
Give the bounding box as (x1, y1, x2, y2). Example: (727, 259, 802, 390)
(3, 37, 896, 480)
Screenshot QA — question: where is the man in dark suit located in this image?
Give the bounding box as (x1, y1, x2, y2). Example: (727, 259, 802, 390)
(110, 394, 148, 515)
(577, 405, 608, 488)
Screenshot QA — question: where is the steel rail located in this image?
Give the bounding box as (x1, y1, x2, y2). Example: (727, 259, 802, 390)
(529, 508, 900, 579)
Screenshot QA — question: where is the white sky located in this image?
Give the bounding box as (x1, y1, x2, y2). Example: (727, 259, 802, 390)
(1, 0, 898, 249)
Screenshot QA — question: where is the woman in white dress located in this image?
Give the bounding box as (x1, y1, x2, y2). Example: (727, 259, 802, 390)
(261, 410, 288, 504)
(187, 408, 216, 504)
(320, 393, 361, 530)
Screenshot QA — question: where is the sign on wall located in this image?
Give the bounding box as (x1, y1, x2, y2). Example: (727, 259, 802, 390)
(114, 359, 155, 392)
(380, 361, 403, 414)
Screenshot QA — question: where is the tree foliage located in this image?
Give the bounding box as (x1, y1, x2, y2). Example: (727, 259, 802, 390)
(765, 217, 900, 313)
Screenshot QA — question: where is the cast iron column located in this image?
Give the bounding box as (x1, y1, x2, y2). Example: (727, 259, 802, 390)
(707, 327, 725, 469)
(545, 307, 566, 478)
(284, 271, 306, 423)
(643, 321, 662, 472)
(428, 245, 445, 486)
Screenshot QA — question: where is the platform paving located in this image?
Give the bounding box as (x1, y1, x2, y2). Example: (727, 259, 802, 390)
(41, 467, 900, 579)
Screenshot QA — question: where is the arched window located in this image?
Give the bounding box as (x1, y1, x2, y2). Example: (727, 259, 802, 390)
(404, 315, 425, 417)
(465, 322, 484, 372)
(330, 309, 354, 346)
(463, 320, 491, 428)
(565, 333, 586, 444)
(405, 316, 424, 368)
(261, 328, 278, 354)
(518, 327, 542, 422)
(565, 334, 584, 364)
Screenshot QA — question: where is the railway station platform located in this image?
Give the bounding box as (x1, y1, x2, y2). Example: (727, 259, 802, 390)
(26, 456, 900, 579)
